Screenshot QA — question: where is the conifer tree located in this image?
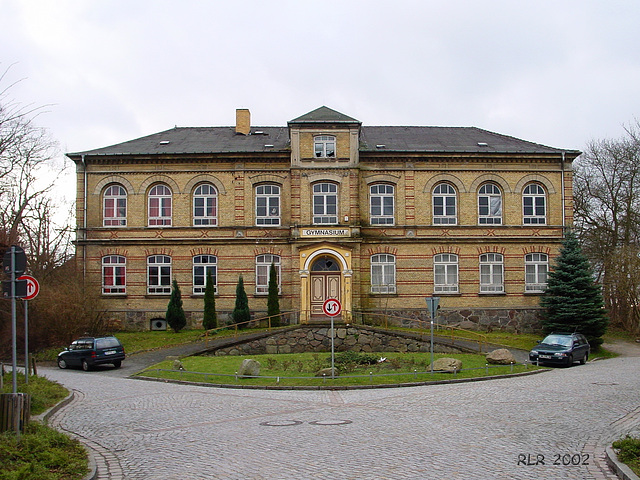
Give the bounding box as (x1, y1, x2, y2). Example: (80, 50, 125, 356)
(267, 263, 281, 327)
(166, 279, 187, 333)
(541, 231, 608, 348)
(232, 276, 251, 328)
(202, 271, 217, 330)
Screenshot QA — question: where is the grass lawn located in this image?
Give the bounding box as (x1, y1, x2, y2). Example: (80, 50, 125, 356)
(137, 351, 542, 387)
(612, 436, 640, 477)
(0, 373, 88, 480)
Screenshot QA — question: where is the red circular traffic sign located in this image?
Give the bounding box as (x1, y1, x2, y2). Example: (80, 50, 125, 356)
(18, 275, 39, 300)
(322, 298, 342, 317)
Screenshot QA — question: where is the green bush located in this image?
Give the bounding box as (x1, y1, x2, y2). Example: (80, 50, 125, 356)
(613, 436, 640, 464)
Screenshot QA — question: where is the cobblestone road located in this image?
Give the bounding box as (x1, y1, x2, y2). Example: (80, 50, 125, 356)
(42, 354, 640, 480)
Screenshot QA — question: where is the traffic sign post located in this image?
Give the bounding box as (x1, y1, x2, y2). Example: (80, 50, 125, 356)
(425, 297, 441, 372)
(18, 276, 39, 384)
(322, 298, 342, 379)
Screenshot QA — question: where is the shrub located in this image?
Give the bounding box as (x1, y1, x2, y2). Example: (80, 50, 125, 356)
(232, 276, 250, 329)
(166, 279, 186, 333)
(613, 436, 640, 464)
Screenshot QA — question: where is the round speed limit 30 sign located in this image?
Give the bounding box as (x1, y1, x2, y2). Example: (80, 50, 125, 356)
(322, 298, 342, 317)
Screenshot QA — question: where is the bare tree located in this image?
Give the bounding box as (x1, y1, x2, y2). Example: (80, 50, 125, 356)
(573, 120, 640, 333)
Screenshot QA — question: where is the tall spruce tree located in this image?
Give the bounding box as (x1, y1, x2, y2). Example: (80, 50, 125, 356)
(541, 231, 608, 348)
(267, 263, 281, 327)
(232, 276, 251, 329)
(202, 271, 217, 330)
(166, 279, 187, 333)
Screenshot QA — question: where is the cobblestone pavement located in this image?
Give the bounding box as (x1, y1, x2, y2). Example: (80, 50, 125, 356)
(42, 354, 640, 480)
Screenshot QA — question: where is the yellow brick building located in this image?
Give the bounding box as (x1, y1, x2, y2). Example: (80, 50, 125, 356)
(67, 107, 579, 331)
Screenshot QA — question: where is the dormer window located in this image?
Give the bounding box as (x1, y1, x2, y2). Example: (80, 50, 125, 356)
(314, 135, 336, 158)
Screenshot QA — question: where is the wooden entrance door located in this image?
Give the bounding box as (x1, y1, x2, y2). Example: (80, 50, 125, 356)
(310, 256, 341, 317)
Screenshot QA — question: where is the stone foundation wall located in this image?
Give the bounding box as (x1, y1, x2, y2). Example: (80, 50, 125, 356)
(210, 325, 467, 356)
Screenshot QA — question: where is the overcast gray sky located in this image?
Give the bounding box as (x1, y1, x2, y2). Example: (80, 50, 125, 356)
(2, 0, 640, 203)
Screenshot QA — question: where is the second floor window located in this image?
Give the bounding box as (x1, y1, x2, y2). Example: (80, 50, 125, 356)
(148, 184, 172, 226)
(525, 253, 548, 292)
(147, 255, 172, 294)
(523, 183, 546, 224)
(434, 253, 458, 293)
(479, 253, 504, 293)
(102, 255, 126, 294)
(478, 183, 502, 224)
(193, 184, 217, 226)
(103, 185, 127, 226)
(314, 135, 336, 158)
(433, 183, 457, 225)
(370, 184, 395, 225)
(313, 183, 338, 224)
(256, 185, 281, 226)
(256, 254, 281, 294)
(193, 255, 217, 295)
(371, 253, 396, 294)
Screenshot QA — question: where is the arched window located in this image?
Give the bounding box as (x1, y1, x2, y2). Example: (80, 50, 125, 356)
(193, 184, 217, 226)
(147, 255, 172, 294)
(523, 183, 546, 224)
(256, 254, 281, 294)
(525, 253, 548, 292)
(478, 183, 502, 224)
(432, 183, 457, 225)
(479, 253, 504, 293)
(371, 254, 396, 294)
(256, 184, 281, 226)
(148, 184, 172, 226)
(103, 184, 127, 226)
(314, 135, 336, 158)
(370, 184, 395, 225)
(313, 183, 338, 224)
(434, 253, 458, 293)
(102, 255, 126, 294)
(193, 255, 217, 294)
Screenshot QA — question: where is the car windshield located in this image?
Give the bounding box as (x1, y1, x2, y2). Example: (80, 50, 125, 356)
(541, 335, 573, 347)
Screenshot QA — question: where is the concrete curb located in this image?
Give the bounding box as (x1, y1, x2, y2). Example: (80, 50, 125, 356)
(131, 365, 550, 391)
(34, 391, 98, 480)
(606, 446, 640, 480)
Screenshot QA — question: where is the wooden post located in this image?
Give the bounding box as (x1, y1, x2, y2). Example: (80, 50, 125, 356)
(0, 393, 31, 434)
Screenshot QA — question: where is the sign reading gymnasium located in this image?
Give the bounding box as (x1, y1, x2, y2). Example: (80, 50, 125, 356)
(301, 228, 350, 237)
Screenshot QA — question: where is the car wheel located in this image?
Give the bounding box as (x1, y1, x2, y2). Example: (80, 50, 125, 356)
(58, 358, 67, 369)
(580, 353, 588, 365)
(82, 359, 91, 371)
(113, 360, 122, 368)
(566, 354, 574, 367)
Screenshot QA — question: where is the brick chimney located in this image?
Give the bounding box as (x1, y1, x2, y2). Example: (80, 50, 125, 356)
(236, 108, 250, 135)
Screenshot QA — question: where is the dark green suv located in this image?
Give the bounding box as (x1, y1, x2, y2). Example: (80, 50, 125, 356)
(57, 336, 125, 371)
(529, 332, 590, 367)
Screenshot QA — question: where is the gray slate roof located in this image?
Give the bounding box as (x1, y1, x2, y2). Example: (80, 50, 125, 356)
(67, 107, 579, 157)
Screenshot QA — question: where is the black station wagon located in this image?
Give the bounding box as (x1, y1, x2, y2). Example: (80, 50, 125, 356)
(529, 332, 590, 367)
(57, 336, 126, 371)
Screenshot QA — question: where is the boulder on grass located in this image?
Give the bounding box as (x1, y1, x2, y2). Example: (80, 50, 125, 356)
(315, 367, 339, 377)
(431, 357, 462, 373)
(486, 349, 516, 365)
(238, 359, 261, 377)
(173, 360, 185, 371)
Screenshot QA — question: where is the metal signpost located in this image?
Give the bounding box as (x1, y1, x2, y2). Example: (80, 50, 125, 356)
(425, 296, 440, 372)
(18, 275, 40, 384)
(322, 298, 342, 379)
(3, 246, 27, 394)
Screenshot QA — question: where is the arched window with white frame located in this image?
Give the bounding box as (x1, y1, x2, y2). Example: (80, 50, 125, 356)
(103, 184, 127, 226)
(434, 253, 458, 293)
(255, 184, 281, 226)
(523, 183, 546, 224)
(479, 253, 504, 293)
(147, 255, 172, 294)
(371, 254, 396, 294)
(193, 255, 217, 295)
(193, 183, 217, 226)
(102, 255, 126, 294)
(525, 253, 548, 292)
(256, 254, 281, 294)
(478, 183, 502, 225)
(432, 183, 457, 225)
(313, 182, 338, 224)
(314, 135, 336, 158)
(370, 184, 395, 225)
(148, 184, 172, 226)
